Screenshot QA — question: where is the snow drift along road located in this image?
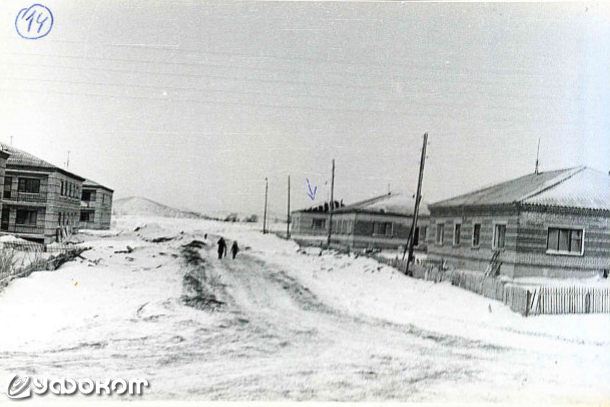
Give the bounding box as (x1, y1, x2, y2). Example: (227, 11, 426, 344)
(0, 216, 608, 403)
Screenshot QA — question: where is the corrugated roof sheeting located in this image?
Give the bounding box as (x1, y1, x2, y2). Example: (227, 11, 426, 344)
(0, 143, 86, 181)
(523, 168, 610, 211)
(0, 143, 57, 169)
(83, 179, 114, 192)
(336, 192, 429, 217)
(432, 167, 580, 207)
(431, 166, 610, 212)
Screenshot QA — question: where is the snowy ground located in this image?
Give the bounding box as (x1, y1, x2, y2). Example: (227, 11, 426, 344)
(0, 215, 608, 403)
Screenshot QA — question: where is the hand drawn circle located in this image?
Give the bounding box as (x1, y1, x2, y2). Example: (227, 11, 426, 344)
(15, 4, 54, 40)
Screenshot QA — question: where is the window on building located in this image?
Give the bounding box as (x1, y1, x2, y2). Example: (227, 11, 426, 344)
(436, 224, 444, 245)
(3, 177, 11, 199)
(547, 227, 584, 255)
(420, 226, 427, 242)
(472, 223, 481, 247)
(312, 219, 326, 229)
(82, 190, 91, 201)
(413, 227, 420, 246)
(493, 224, 507, 249)
(15, 209, 37, 225)
(18, 178, 41, 193)
(1, 208, 9, 231)
(373, 222, 392, 237)
(454, 223, 461, 245)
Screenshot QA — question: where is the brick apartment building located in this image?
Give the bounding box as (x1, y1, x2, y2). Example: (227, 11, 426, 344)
(0, 144, 85, 243)
(80, 179, 114, 230)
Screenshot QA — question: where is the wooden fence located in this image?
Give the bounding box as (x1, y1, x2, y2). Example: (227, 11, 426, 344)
(386, 257, 610, 317)
(0, 247, 85, 292)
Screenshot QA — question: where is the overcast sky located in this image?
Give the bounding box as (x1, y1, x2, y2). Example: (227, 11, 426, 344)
(0, 1, 608, 216)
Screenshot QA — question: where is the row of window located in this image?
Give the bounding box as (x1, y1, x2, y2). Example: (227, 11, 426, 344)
(435, 223, 508, 250)
(60, 180, 80, 199)
(310, 218, 428, 244)
(58, 211, 79, 226)
(3, 209, 93, 227)
(434, 222, 584, 255)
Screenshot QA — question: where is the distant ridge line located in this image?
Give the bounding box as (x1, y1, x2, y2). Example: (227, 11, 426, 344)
(113, 196, 211, 219)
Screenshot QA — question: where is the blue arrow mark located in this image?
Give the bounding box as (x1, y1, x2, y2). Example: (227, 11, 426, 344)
(306, 178, 317, 201)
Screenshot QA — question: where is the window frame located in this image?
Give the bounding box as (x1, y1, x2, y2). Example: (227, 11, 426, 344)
(312, 218, 326, 230)
(17, 178, 41, 194)
(372, 221, 393, 237)
(492, 222, 507, 250)
(453, 223, 462, 246)
(15, 209, 37, 225)
(3, 176, 11, 199)
(546, 226, 585, 256)
(472, 223, 481, 248)
(435, 223, 445, 246)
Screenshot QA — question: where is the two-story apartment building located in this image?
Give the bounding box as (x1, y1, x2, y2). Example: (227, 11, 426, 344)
(80, 179, 114, 230)
(0, 144, 84, 243)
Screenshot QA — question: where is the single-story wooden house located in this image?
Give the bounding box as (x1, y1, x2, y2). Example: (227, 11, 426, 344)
(427, 166, 610, 278)
(290, 200, 345, 240)
(331, 192, 429, 250)
(291, 192, 429, 251)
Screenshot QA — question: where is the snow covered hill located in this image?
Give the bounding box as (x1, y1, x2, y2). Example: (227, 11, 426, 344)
(113, 196, 209, 219)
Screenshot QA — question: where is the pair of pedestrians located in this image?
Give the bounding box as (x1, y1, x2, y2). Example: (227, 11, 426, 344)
(217, 237, 239, 259)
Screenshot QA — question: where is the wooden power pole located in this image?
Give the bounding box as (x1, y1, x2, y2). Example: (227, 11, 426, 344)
(404, 133, 428, 275)
(287, 175, 291, 239)
(326, 159, 335, 248)
(263, 177, 268, 234)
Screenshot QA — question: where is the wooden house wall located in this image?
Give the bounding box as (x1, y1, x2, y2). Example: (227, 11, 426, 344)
(427, 206, 520, 277)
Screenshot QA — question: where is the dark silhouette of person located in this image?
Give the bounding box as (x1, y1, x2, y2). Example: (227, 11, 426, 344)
(217, 237, 227, 259)
(230, 241, 239, 259)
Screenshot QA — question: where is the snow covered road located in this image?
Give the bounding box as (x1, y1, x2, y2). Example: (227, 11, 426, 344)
(0, 216, 608, 403)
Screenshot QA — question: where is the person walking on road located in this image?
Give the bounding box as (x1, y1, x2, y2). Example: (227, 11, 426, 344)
(230, 241, 239, 259)
(217, 237, 227, 259)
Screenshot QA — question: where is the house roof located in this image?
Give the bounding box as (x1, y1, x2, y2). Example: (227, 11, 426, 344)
(296, 199, 346, 213)
(83, 179, 114, 193)
(336, 192, 430, 217)
(0, 143, 85, 181)
(431, 166, 610, 211)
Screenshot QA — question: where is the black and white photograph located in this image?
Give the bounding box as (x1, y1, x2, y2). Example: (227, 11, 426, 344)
(0, 0, 609, 405)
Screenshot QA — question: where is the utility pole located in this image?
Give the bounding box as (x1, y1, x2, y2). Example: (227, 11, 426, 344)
(263, 177, 268, 234)
(535, 138, 541, 175)
(327, 159, 335, 248)
(286, 175, 291, 239)
(404, 133, 428, 275)
(65, 150, 70, 169)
